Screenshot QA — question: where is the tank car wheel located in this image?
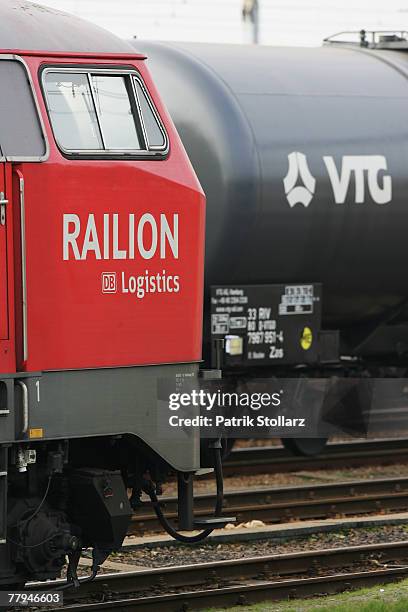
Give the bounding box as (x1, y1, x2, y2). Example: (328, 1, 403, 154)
(201, 438, 235, 466)
(281, 437, 328, 457)
(222, 438, 235, 460)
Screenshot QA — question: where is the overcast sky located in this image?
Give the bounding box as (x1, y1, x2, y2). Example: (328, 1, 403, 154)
(28, 0, 408, 46)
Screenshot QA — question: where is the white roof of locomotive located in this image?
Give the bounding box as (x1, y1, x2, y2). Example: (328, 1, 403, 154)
(0, 0, 138, 55)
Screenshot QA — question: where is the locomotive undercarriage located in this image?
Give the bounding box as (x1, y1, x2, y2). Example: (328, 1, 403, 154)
(0, 362, 217, 585)
(0, 434, 195, 586)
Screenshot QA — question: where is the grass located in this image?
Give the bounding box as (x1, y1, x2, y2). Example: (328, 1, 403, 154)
(204, 577, 408, 611)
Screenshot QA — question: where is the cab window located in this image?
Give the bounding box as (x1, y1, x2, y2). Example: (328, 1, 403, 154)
(43, 73, 103, 151)
(133, 77, 166, 149)
(0, 59, 47, 160)
(91, 75, 141, 150)
(42, 69, 168, 157)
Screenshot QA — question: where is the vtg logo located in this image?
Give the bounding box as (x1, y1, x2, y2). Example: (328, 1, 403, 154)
(283, 152, 392, 208)
(102, 272, 117, 293)
(283, 152, 316, 208)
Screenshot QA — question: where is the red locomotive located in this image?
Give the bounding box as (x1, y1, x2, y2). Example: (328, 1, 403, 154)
(0, 0, 220, 587)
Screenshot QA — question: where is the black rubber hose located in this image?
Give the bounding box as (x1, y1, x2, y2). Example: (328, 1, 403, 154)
(145, 446, 224, 543)
(57, 567, 98, 591)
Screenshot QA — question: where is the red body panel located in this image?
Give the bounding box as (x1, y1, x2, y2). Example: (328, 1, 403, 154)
(12, 56, 205, 372)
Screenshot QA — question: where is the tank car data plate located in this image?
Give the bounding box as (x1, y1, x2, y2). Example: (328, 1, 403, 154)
(210, 284, 322, 367)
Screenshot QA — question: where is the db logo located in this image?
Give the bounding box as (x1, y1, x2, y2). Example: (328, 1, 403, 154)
(102, 272, 117, 293)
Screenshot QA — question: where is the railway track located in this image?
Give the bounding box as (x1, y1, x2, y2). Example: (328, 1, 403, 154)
(130, 475, 408, 534)
(223, 437, 408, 474)
(42, 540, 408, 610)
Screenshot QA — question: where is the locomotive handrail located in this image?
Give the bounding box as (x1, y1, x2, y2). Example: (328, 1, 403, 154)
(16, 171, 28, 363)
(16, 380, 28, 435)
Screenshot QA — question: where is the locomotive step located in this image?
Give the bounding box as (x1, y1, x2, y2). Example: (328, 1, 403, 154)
(193, 516, 236, 529)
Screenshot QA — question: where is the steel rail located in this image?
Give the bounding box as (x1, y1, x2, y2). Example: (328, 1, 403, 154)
(130, 475, 408, 534)
(223, 437, 408, 474)
(42, 540, 408, 610)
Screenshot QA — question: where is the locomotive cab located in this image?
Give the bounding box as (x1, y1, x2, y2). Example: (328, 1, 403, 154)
(0, 1, 221, 588)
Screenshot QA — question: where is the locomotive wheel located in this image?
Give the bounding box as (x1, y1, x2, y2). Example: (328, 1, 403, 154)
(281, 437, 328, 457)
